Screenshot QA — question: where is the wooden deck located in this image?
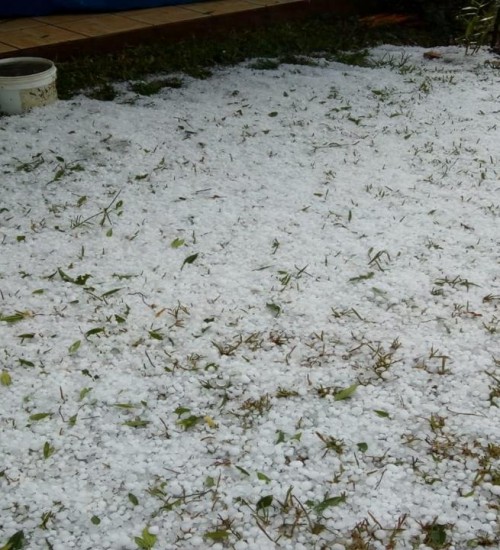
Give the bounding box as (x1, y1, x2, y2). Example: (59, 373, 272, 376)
(0, 0, 359, 60)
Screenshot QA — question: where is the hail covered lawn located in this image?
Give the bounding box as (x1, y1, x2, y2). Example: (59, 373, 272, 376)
(1, 45, 499, 550)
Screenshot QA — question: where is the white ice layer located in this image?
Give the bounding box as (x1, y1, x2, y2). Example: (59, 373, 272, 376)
(0, 46, 499, 549)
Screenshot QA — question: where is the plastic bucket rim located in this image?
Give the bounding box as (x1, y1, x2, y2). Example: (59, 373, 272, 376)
(0, 57, 56, 82)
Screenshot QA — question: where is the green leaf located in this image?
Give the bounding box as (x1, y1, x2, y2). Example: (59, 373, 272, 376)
(17, 333, 34, 340)
(16, 235, 25, 242)
(174, 406, 191, 416)
(90, 515, 101, 525)
(68, 340, 81, 354)
(114, 402, 137, 409)
(181, 253, 199, 270)
(101, 288, 121, 298)
(43, 442, 55, 459)
(1, 371, 12, 386)
(256, 495, 273, 511)
(374, 409, 390, 418)
(106, 228, 113, 237)
(0, 312, 27, 323)
(276, 430, 286, 443)
(128, 493, 139, 506)
(112, 273, 138, 280)
(53, 168, 65, 181)
(334, 383, 358, 401)
(349, 271, 374, 283)
(204, 531, 229, 541)
(18, 359, 34, 367)
(29, 412, 52, 421)
(134, 526, 157, 550)
(314, 494, 346, 514)
(268, 111, 278, 117)
(123, 420, 150, 428)
(79, 387, 92, 401)
(257, 472, 271, 483)
(357, 442, 368, 453)
(266, 302, 281, 316)
(57, 268, 75, 284)
(58, 268, 91, 286)
(170, 238, 185, 249)
(177, 415, 201, 429)
(205, 476, 215, 488)
(0, 530, 25, 550)
(69, 414, 78, 426)
(235, 465, 250, 476)
(148, 330, 163, 341)
(425, 524, 447, 547)
(85, 327, 105, 338)
(32, 289, 44, 295)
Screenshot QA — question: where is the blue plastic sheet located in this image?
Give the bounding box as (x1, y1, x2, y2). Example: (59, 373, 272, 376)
(0, 0, 202, 18)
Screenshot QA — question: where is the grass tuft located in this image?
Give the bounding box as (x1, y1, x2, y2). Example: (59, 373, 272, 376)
(57, 15, 449, 99)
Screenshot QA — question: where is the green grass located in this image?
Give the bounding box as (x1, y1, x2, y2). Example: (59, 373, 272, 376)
(56, 15, 449, 100)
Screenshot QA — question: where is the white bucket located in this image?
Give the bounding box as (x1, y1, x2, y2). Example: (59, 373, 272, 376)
(0, 57, 57, 115)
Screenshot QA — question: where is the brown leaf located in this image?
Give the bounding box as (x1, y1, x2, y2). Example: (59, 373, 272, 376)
(423, 51, 442, 60)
